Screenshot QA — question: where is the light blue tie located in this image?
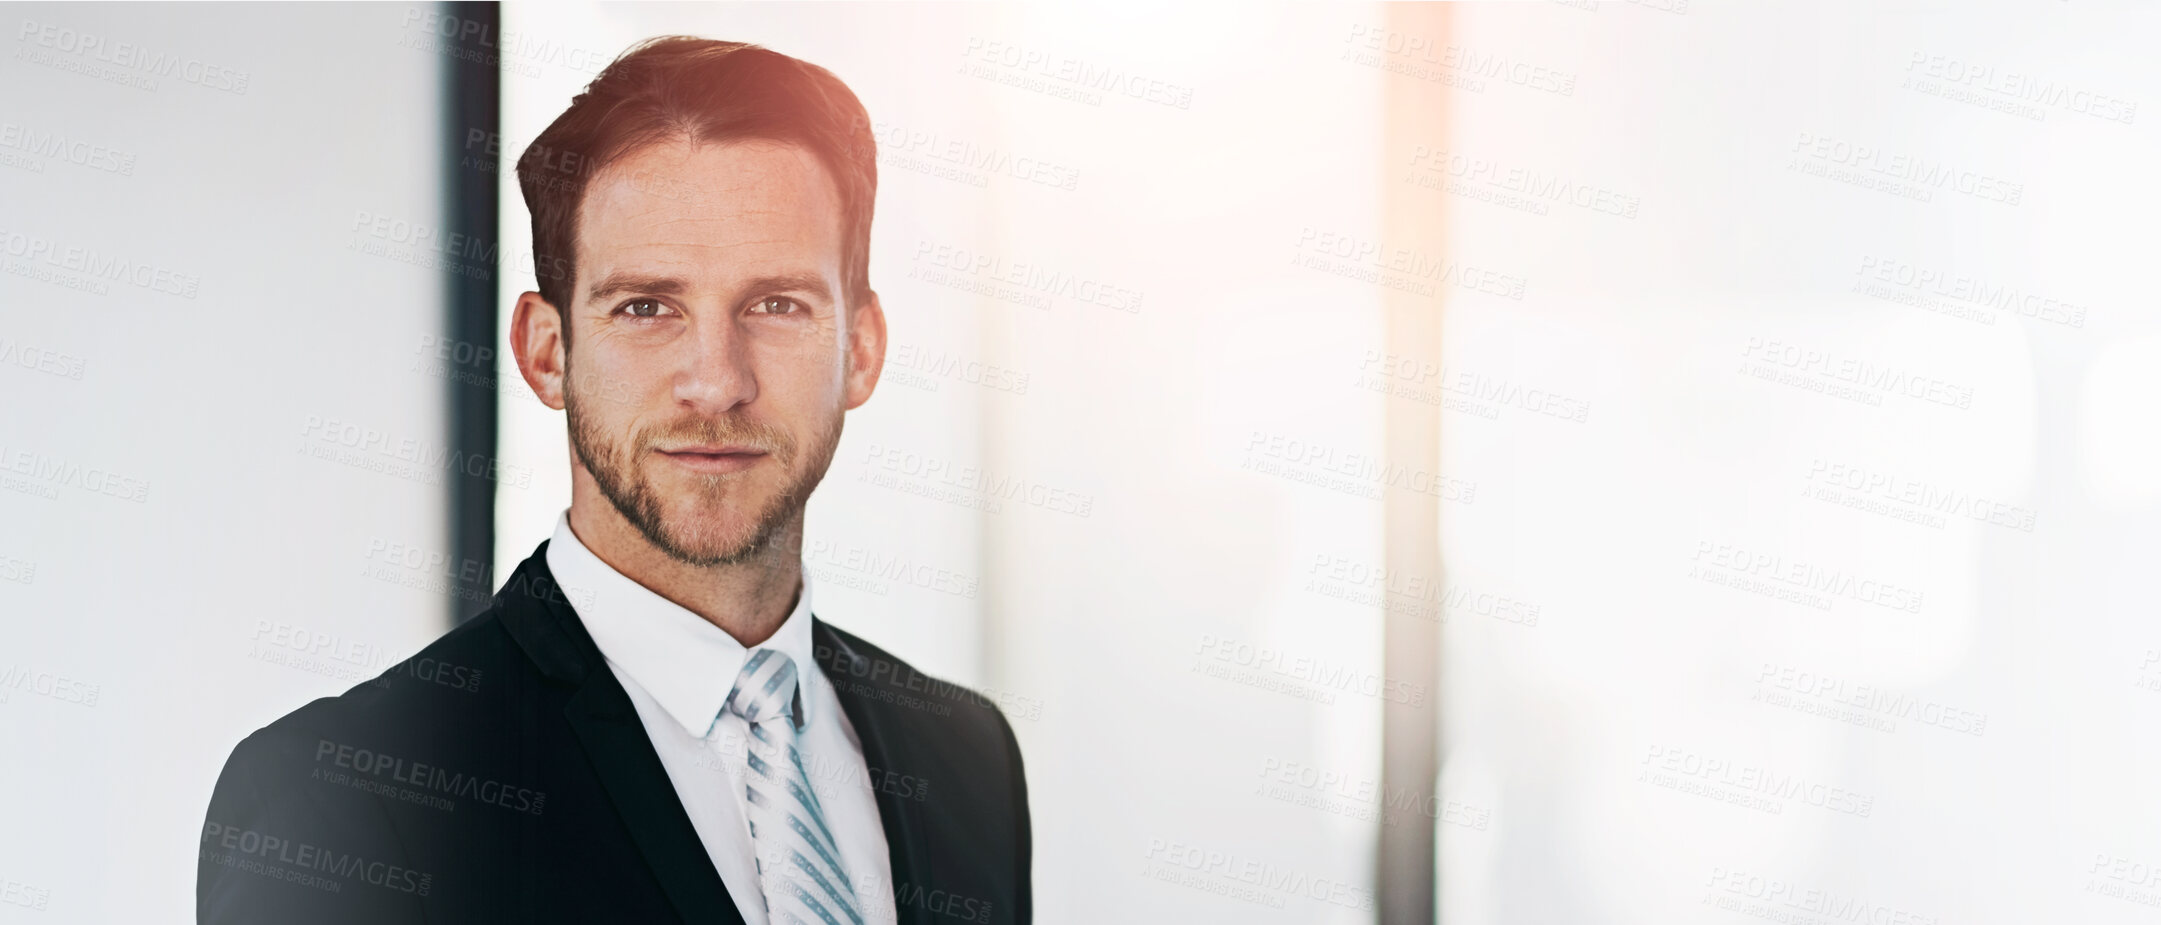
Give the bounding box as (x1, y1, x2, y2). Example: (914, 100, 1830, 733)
(725, 649, 864, 925)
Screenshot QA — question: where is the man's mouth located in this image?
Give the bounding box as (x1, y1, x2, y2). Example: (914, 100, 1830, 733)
(654, 444, 769, 474)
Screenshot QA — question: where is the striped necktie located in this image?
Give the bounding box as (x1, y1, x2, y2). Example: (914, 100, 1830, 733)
(725, 648, 864, 925)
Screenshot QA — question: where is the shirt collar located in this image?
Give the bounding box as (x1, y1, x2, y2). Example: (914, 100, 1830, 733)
(545, 510, 819, 739)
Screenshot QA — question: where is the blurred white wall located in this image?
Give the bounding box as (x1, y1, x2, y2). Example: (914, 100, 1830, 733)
(1435, 3, 2161, 924)
(0, 3, 455, 920)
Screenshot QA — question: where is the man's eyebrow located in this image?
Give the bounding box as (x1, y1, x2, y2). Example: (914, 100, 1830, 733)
(585, 272, 687, 303)
(583, 271, 834, 303)
(742, 273, 833, 302)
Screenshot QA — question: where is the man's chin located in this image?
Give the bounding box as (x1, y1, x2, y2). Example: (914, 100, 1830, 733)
(605, 460, 806, 566)
(644, 509, 778, 565)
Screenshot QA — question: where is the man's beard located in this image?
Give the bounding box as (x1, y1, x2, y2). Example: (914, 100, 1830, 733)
(565, 375, 843, 568)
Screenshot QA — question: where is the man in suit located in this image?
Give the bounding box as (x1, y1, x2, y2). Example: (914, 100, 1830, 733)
(199, 36, 1030, 925)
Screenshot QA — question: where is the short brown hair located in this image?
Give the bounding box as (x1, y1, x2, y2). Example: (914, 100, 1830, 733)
(516, 36, 878, 329)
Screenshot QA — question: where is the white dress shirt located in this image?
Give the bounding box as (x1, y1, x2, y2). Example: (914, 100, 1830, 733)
(545, 512, 897, 925)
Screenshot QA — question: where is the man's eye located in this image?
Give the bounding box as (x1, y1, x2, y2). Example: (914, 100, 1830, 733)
(751, 297, 802, 315)
(619, 299, 669, 318)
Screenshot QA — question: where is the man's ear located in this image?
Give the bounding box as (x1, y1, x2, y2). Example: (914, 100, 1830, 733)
(510, 290, 568, 411)
(843, 290, 886, 411)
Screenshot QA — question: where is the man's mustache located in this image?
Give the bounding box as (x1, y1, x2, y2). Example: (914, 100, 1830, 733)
(636, 416, 793, 459)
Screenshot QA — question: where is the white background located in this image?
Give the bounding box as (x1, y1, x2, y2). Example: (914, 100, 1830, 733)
(1, 3, 455, 921)
(1439, 3, 2161, 925)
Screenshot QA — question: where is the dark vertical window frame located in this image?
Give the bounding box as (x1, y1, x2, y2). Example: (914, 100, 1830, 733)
(1377, 6, 1450, 922)
(441, 0, 501, 623)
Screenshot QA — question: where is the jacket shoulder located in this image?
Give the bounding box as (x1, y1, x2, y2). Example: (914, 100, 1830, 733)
(816, 621, 1011, 722)
(813, 618, 1027, 777)
(814, 620, 1033, 922)
(199, 606, 541, 922)
(268, 605, 525, 735)
(212, 604, 544, 809)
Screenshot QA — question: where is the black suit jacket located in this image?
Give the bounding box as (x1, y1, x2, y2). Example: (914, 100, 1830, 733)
(198, 542, 1030, 924)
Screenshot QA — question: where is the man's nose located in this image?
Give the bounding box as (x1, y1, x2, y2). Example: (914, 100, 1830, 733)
(673, 316, 758, 413)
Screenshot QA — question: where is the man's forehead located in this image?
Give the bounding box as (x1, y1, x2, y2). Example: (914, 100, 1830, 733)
(582, 138, 840, 220)
(572, 138, 845, 286)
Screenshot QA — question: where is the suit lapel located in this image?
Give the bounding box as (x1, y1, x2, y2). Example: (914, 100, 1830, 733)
(814, 619, 931, 925)
(564, 680, 745, 925)
(497, 544, 746, 925)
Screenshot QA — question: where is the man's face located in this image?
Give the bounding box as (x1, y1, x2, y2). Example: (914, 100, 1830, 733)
(558, 138, 871, 567)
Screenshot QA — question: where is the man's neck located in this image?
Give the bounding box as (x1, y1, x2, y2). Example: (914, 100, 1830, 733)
(564, 485, 803, 650)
